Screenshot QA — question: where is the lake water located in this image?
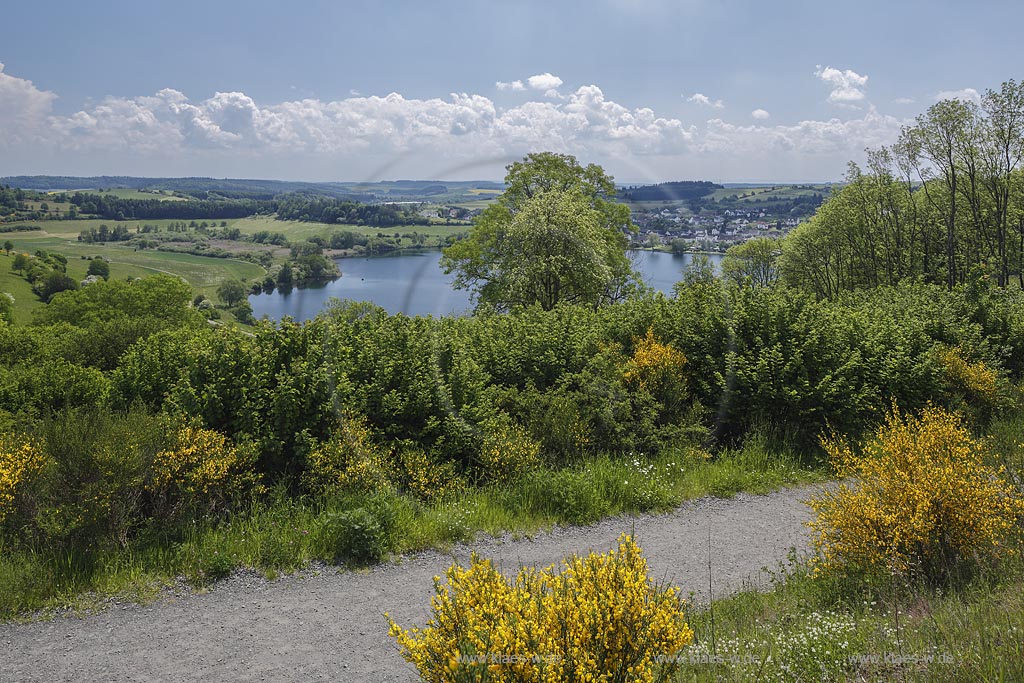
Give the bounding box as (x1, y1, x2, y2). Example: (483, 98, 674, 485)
(249, 250, 723, 321)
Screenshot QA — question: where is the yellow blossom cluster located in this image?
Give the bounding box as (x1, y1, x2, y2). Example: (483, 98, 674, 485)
(623, 329, 688, 399)
(808, 404, 1024, 579)
(397, 447, 464, 503)
(935, 345, 1000, 404)
(0, 434, 46, 525)
(388, 534, 694, 682)
(478, 419, 542, 482)
(303, 415, 396, 495)
(149, 425, 257, 502)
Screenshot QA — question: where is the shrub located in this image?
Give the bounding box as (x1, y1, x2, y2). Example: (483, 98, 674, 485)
(303, 415, 395, 495)
(147, 423, 260, 519)
(0, 433, 46, 527)
(387, 534, 693, 682)
(396, 446, 463, 504)
(475, 416, 541, 483)
(623, 328, 688, 402)
(808, 404, 1024, 582)
(934, 344, 1003, 420)
(314, 494, 399, 565)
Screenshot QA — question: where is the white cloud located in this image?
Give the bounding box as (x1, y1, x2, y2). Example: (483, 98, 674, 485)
(687, 92, 724, 109)
(935, 88, 981, 104)
(892, 97, 915, 105)
(700, 107, 903, 158)
(526, 73, 563, 98)
(496, 80, 525, 91)
(815, 65, 869, 104)
(0, 62, 58, 146)
(0, 64, 910, 181)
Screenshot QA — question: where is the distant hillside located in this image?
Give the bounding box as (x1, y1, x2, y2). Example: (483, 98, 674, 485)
(0, 176, 505, 204)
(619, 181, 723, 202)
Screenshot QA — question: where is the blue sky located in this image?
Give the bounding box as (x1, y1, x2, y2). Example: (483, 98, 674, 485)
(1, 0, 1021, 183)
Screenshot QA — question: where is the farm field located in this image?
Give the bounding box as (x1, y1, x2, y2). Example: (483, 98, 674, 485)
(707, 184, 831, 202)
(0, 227, 265, 310)
(61, 188, 190, 201)
(228, 215, 471, 244)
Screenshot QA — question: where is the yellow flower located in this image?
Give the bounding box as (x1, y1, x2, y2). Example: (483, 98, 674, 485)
(0, 434, 47, 525)
(386, 534, 693, 682)
(808, 403, 1024, 580)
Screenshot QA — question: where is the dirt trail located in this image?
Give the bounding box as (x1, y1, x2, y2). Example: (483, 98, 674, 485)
(1, 483, 824, 682)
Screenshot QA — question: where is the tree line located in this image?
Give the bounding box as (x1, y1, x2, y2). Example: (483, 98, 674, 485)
(780, 80, 1024, 295)
(274, 194, 430, 226)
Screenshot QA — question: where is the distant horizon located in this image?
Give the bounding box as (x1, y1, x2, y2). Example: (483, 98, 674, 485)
(3, 0, 1020, 183)
(0, 173, 839, 188)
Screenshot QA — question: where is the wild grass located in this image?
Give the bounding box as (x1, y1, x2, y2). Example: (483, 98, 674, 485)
(671, 406, 1024, 682)
(0, 438, 820, 620)
(673, 549, 1024, 682)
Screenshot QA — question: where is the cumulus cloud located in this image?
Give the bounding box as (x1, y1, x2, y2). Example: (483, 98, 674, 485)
(687, 92, 724, 109)
(893, 97, 915, 105)
(0, 64, 910, 180)
(699, 107, 903, 158)
(815, 65, 869, 104)
(496, 80, 525, 91)
(0, 62, 58, 146)
(936, 88, 981, 104)
(526, 73, 563, 98)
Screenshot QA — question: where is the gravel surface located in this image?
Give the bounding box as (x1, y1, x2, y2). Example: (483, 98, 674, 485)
(1, 482, 825, 682)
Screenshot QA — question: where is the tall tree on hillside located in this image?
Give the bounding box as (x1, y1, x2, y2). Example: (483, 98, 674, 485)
(914, 99, 974, 289)
(442, 153, 639, 311)
(981, 80, 1024, 286)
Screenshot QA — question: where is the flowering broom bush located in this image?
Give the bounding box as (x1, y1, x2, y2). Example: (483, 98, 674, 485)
(303, 414, 395, 495)
(148, 423, 260, 518)
(808, 404, 1024, 581)
(0, 433, 46, 528)
(387, 533, 693, 682)
(476, 416, 542, 483)
(623, 329, 688, 403)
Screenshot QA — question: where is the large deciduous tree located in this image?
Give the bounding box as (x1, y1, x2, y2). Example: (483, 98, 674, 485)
(722, 237, 781, 288)
(441, 152, 639, 311)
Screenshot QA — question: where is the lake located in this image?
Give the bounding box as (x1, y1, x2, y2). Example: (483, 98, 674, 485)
(249, 250, 723, 321)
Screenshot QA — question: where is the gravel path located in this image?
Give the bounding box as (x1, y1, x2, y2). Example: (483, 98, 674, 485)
(1, 482, 824, 682)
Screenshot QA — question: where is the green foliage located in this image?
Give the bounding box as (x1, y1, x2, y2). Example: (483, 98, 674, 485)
(313, 492, 400, 565)
(0, 292, 11, 324)
(216, 278, 247, 307)
(86, 257, 110, 280)
(32, 275, 202, 370)
(442, 153, 639, 311)
(721, 236, 780, 287)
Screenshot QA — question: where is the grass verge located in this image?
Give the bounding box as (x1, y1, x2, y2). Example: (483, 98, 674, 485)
(674, 550, 1024, 682)
(0, 441, 822, 621)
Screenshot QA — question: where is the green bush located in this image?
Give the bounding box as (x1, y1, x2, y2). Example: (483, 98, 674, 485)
(313, 494, 399, 565)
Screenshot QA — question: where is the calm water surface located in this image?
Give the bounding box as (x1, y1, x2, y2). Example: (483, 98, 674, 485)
(250, 250, 723, 321)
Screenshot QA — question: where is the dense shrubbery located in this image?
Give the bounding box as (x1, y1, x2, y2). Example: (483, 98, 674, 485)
(2, 271, 1021, 567)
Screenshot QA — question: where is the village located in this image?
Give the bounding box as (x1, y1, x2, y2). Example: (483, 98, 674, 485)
(628, 204, 806, 252)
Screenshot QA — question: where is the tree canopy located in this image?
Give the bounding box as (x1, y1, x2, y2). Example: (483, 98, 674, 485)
(441, 152, 639, 311)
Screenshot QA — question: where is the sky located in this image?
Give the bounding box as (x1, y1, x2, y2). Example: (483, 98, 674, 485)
(1, 0, 1022, 184)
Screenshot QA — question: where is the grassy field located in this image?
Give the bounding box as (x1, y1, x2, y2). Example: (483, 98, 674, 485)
(229, 215, 470, 244)
(707, 184, 831, 202)
(43, 188, 189, 201)
(0, 226, 265, 320)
